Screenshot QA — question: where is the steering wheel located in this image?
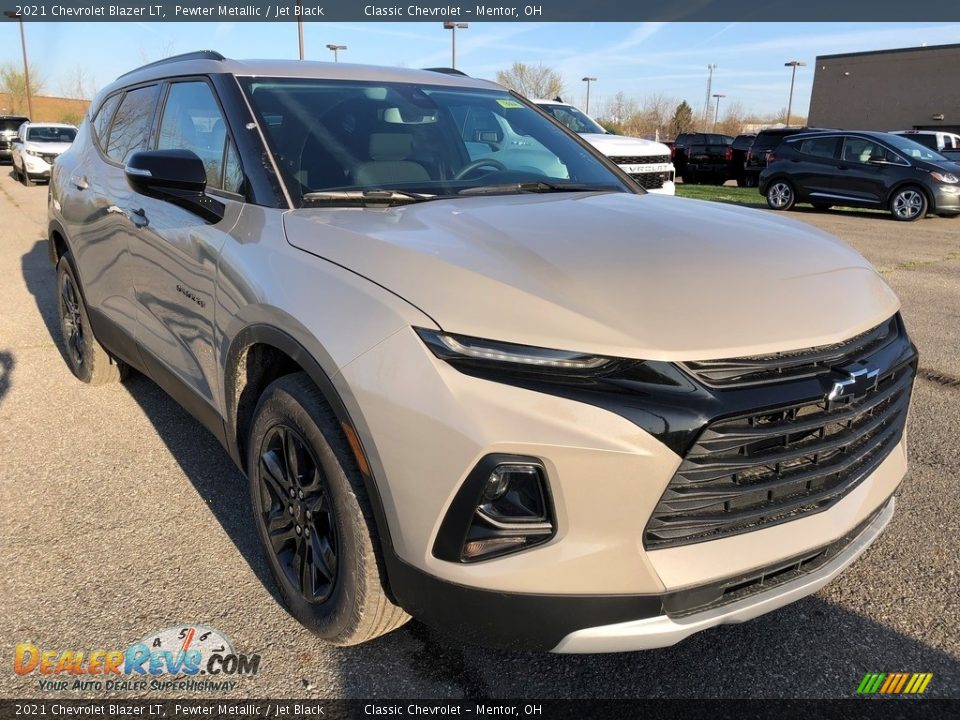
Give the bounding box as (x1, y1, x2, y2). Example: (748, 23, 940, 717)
(454, 158, 507, 180)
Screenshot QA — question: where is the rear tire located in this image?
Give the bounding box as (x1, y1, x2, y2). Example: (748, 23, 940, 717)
(56, 254, 124, 385)
(766, 179, 795, 211)
(248, 373, 409, 646)
(742, 173, 758, 188)
(889, 186, 928, 222)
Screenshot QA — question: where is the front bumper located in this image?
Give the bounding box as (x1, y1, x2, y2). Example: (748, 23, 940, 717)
(931, 183, 960, 214)
(554, 497, 893, 652)
(22, 152, 54, 178)
(338, 324, 912, 650)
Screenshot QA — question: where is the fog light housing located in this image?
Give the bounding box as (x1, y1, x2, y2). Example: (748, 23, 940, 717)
(433, 455, 555, 563)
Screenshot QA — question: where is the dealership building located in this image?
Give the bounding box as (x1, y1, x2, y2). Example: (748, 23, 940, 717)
(808, 43, 960, 134)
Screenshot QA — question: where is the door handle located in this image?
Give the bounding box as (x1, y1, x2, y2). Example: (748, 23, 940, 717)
(71, 175, 88, 190)
(129, 207, 149, 228)
(836, 164, 849, 170)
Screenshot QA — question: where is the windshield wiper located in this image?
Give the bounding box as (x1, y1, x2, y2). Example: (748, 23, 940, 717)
(302, 189, 438, 207)
(458, 181, 618, 196)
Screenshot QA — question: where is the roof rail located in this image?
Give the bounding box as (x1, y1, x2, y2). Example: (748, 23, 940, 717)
(119, 50, 226, 78)
(422, 67, 469, 76)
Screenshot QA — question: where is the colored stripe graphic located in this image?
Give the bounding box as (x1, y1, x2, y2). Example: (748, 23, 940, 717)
(857, 672, 933, 694)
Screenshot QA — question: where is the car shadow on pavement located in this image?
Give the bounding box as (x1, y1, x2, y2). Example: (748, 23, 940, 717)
(334, 594, 960, 699)
(0, 350, 13, 405)
(19, 239, 282, 605)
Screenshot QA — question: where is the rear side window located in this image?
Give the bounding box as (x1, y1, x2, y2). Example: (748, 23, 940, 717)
(799, 137, 838, 159)
(157, 81, 233, 190)
(92, 94, 121, 146)
(107, 85, 160, 164)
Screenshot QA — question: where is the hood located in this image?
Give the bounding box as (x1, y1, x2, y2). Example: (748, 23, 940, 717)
(25, 141, 71, 155)
(580, 133, 672, 159)
(918, 158, 960, 174)
(284, 193, 899, 361)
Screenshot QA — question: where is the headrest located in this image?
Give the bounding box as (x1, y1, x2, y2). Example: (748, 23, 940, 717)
(369, 133, 413, 160)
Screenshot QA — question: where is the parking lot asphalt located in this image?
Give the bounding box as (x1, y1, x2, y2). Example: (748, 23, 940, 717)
(0, 169, 958, 700)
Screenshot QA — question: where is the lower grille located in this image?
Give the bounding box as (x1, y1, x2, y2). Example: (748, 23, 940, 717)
(630, 171, 671, 190)
(662, 502, 886, 618)
(644, 359, 913, 549)
(610, 154, 671, 165)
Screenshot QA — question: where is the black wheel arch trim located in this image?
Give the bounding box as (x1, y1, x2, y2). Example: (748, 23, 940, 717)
(222, 323, 401, 571)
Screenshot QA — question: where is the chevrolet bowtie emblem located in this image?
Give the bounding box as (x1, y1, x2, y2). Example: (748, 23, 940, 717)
(828, 366, 880, 402)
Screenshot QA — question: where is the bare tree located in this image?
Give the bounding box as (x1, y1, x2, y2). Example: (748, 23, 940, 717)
(58, 67, 96, 100)
(715, 99, 748, 136)
(0, 63, 44, 114)
(495, 62, 564, 100)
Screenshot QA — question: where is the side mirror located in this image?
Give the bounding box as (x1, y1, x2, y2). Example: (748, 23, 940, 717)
(125, 149, 224, 223)
(868, 154, 889, 165)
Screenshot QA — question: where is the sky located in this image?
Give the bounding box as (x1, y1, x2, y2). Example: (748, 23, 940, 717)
(2, 21, 959, 118)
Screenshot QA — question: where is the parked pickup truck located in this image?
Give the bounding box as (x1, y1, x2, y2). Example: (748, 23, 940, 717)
(891, 130, 960, 161)
(535, 99, 676, 194)
(673, 132, 733, 184)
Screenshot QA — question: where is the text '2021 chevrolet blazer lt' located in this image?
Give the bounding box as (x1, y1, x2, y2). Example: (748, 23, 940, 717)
(47, 52, 917, 652)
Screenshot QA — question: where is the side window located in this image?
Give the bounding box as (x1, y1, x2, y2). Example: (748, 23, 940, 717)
(92, 94, 121, 147)
(842, 137, 887, 164)
(799, 137, 838, 159)
(157, 81, 230, 190)
(107, 85, 160, 164)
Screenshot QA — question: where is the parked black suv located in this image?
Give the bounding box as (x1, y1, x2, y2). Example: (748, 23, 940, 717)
(728, 133, 756, 186)
(0, 115, 30, 162)
(759, 130, 960, 221)
(743, 127, 819, 187)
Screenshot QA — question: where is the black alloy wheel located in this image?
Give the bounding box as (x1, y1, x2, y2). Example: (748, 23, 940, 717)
(257, 424, 339, 603)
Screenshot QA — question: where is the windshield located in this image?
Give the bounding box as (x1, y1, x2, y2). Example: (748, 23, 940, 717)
(239, 78, 628, 204)
(537, 103, 607, 135)
(883, 133, 946, 162)
(26, 126, 77, 143)
(1, 118, 28, 132)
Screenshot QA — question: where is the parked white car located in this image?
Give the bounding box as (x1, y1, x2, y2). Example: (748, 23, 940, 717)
(534, 99, 675, 195)
(11, 122, 78, 185)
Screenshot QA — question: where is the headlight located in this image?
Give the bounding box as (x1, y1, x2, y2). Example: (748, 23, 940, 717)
(931, 171, 959, 184)
(26, 148, 44, 157)
(415, 327, 615, 376)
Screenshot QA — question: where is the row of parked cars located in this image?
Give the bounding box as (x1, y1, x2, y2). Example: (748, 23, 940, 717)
(673, 128, 960, 186)
(0, 115, 79, 184)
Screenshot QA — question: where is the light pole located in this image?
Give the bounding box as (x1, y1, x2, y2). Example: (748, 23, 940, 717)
(582, 77, 597, 115)
(784, 60, 806, 128)
(702, 64, 717, 128)
(326, 44, 347, 62)
(296, 0, 304, 59)
(712, 93, 726, 132)
(3, 10, 33, 118)
(443, 21, 468, 69)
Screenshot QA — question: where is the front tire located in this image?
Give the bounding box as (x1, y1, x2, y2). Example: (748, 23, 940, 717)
(248, 373, 409, 646)
(890, 186, 928, 221)
(766, 179, 795, 211)
(20, 160, 33, 185)
(56, 254, 123, 385)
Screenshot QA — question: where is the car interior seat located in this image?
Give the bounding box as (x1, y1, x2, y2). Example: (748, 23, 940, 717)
(350, 133, 430, 186)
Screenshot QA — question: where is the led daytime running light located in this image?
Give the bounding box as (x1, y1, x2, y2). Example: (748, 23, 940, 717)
(436, 333, 609, 370)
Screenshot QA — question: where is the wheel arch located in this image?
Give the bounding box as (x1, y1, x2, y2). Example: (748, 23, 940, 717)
(47, 219, 72, 266)
(885, 181, 934, 211)
(222, 324, 399, 565)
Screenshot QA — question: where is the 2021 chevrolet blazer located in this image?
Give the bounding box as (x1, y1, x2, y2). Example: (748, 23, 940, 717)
(48, 52, 917, 652)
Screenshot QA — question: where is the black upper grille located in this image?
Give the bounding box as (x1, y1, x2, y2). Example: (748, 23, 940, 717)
(630, 172, 671, 190)
(610, 154, 671, 165)
(681, 317, 898, 387)
(644, 317, 914, 549)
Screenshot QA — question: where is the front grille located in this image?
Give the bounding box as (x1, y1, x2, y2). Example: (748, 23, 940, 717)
(644, 321, 914, 549)
(630, 171, 672, 190)
(681, 317, 898, 387)
(610, 154, 671, 165)
(661, 502, 886, 618)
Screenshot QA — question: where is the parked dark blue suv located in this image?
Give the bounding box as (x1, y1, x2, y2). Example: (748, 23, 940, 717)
(759, 130, 960, 221)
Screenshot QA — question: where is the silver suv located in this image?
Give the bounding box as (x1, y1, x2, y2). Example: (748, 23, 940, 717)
(49, 52, 917, 652)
